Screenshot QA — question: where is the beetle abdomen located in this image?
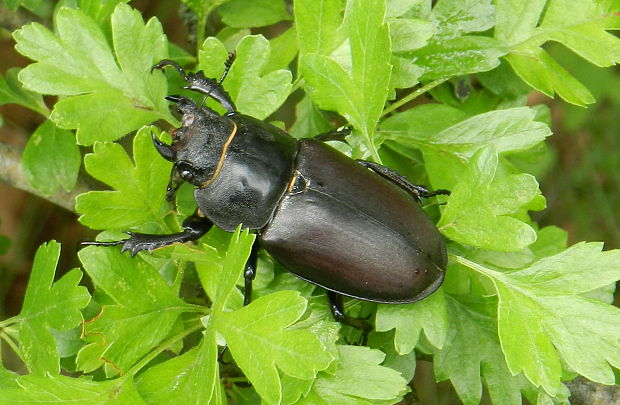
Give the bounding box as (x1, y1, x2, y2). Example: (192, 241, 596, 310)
(259, 139, 446, 303)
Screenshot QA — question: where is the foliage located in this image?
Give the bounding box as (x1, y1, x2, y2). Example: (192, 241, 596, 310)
(1, 0, 619, 404)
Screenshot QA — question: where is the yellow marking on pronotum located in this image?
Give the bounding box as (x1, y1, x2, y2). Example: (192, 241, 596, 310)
(201, 121, 238, 188)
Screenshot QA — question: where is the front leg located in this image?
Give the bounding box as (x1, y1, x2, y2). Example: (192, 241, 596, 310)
(82, 211, 213, 256)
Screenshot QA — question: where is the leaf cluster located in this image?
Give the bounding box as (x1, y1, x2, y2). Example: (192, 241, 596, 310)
(1, 0, 619, 404)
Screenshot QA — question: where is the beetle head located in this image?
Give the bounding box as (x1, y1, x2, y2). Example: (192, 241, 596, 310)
(154, 95, 237, 198)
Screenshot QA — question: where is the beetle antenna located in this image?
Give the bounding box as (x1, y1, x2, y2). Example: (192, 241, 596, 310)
(219, 51, 236, 86)
(200, 52, 236, 109)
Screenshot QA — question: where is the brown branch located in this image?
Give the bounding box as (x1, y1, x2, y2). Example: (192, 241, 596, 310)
(566, 377, 620, 405)
(0, 142, 89, 213)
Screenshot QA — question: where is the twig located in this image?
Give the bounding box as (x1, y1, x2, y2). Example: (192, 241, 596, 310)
(0, 142, 89, 213)
(566, 377, 620, 405)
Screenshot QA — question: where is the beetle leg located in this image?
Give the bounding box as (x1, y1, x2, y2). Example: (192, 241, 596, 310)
(82, 211, 212, 257)
(357, 160, 450, 201)
(243, 244, 259, 306)
(327, 291, 372, 333)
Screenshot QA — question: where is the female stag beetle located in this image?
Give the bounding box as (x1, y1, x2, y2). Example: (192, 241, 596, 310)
(85, 56, 449, 330)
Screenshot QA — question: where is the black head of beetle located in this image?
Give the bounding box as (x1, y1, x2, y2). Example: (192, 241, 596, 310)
(154, 94, 237, 197)
(151, 57, 242, 200)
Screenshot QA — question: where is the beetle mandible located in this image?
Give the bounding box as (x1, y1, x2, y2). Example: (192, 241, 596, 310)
(85, 56, 449, 330)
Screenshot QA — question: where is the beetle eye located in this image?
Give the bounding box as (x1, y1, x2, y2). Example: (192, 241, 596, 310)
(177, 162, 196, 183)
(180, 169, 195, 182)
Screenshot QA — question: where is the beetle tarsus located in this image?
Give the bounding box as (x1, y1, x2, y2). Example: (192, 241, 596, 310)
(357, 160, 450, 200)
(81, 213, 213, 257)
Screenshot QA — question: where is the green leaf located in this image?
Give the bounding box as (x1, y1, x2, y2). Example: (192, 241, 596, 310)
(182, 0, 225, 20)
(458, 242, 620, 395)
(301, 0, 391, 159)
(438, 148, 540, 251)
(0, 375, 147, 405)
(135, 341, 218, 405)
(71, 0, 130, 29)
(265, 27, 299, 72)
(375, 289, 447, 355)
(18, 241, 90, 375)
(75, 126, 171, 230)
(77, 245, 193, 374)
(0, 68, 48, 115)
(218, 0, 291, 28)
(199, 35, 292, 119)
(344, 0, 392, 154)
(367, 331, 417, 383)
(431, 0, 495, 37)
(409, 36, 507, 80)
(496, 0, 619, 105)
(540, 0, 618, 31)
(2, 0, 45, 11)
(381, 103, 468, 140)
(494, 0, 547, 45)
(476, 60, 532, 99)
(219, 291, 333, 404)
(433, 295, 531, 405)
(430, 0, 495, 38)
(209, 226, 255, 315)
(389, 55, 425, 91)
(290, 95, 332, 139)
(301, 54, 361, 124)
(294, 0, 344, 57)
(384, 106, 550, 158)
(506, 49, 595, 106)
(427, 107, 551, 157)
(298, 346, 408, 404)
(544, 22, 620, 67)
(138, 228, 254, 404)
(22, 121, 81, 197)
(13, 4, 171, 145)
(388, 18, 435, 53)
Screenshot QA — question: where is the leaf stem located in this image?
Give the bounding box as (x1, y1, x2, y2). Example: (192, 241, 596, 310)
(0, 316, 18, 329)
(0, 330, 25, 364)
(196, 18, 206, 56)
(381, 78, 449, 117)
(449, 253, 497, 278)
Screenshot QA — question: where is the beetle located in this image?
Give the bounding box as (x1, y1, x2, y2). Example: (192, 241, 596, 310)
(85, 57, 449, 330)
